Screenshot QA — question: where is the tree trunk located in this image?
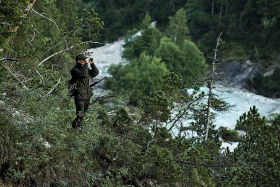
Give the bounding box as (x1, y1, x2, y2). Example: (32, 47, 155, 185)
(205, 33, 222, 142)
(169, 0, 175, 10)
(219, 4, 223, 20)
(211, 0, 215, 15)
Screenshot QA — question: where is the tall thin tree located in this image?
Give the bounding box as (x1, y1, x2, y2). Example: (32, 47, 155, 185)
(204, 32, 222, 142)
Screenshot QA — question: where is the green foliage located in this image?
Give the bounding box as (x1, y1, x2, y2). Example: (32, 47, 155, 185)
(166, 8, 190, 47)
(122, 9, 207, 88)
(181, 39, 208, 85)
(142, 90, 170, 123)
(140, 72, 183, 125)
(123, 18, 162, 60)
(236, 105, 265, 132)
(81, 9, 104, 42)
(88, 0, 187, 42)
(155, 37, 184, 75)
(0, 0, 29, 48)
(161, 72, 183, 94)
(105, 53, 168, 105)
(177, 141, 220, 186)
(155, 37, 207, 87)
(247, 67, 280, 98)
(218, 127, 240, 142)
(85, 0, 279, 69)
(218, 113, 280, 186)
(186, 0, 280, 63)
(0, 111, 20, 178)
(112, 108, 133, 134)
(139, 145, 183, 183)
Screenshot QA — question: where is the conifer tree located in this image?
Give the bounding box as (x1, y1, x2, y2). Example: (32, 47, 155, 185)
(166, 8, 190, 47)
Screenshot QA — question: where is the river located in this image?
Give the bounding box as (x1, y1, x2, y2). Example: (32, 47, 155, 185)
(88, 38, 280, 150)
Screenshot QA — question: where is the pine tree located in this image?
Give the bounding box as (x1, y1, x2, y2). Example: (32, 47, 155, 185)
(166, 8, 190, 47)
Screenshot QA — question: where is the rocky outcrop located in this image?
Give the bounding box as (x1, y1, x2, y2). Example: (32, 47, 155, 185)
(217, 60, 259, 88)
(263, 56, 280, 77)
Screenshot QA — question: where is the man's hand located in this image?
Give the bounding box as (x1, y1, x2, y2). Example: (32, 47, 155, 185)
(89, 58, 94, 64)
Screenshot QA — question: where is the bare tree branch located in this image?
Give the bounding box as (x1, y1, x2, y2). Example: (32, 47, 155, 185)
(37, 41, 102, 66)
(1, 63, 28, 89)
(43, 77, 61, 97)
(33, 67, 44, 82)
(167, 92, 204, 132)
(92, 95, 115, 104)
(42, 42, 62, 56)
(27, 30, 36, 44)
(0, 58, 20, 62)
(31, 8, 60, 33)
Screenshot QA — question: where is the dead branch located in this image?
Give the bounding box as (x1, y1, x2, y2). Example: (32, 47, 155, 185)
(92, 95, 115, 104)
(1, 63, 28, 89)
(21, 78, 34, 83)
(167, 93, 204, 132)
(43, 42, 62, 56)
(31, 8, 60, 33)
(43, 77, 61, 97)
(27, 30, 36, 44)
(37, 41, 102, 67)
(176, 160, 227, 168)
(33, 67, 44, 82)
(0, 58, 20, 62)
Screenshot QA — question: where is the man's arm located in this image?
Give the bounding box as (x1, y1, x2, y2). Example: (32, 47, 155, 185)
(89, 63, 99, 78)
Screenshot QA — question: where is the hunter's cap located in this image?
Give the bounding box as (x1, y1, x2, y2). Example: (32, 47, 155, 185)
(76, 54, 88, 61)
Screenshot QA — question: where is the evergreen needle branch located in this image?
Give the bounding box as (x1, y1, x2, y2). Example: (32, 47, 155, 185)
(168, 94, 204, 132)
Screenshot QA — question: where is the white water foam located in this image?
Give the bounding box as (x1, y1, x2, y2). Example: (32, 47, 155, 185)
(212, 85, 280, 129)
(87, 39, 126, 78)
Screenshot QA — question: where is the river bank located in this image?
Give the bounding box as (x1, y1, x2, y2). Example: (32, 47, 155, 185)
(89, 37, 280, 126)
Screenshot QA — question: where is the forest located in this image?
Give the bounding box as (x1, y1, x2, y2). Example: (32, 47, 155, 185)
(0, 0, 280, 186)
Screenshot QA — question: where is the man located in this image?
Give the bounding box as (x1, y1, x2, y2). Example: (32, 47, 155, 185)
(70, 54, 99, 128)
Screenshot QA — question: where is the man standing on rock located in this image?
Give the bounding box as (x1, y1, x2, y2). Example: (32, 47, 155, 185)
(70, 54, 99, 129)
